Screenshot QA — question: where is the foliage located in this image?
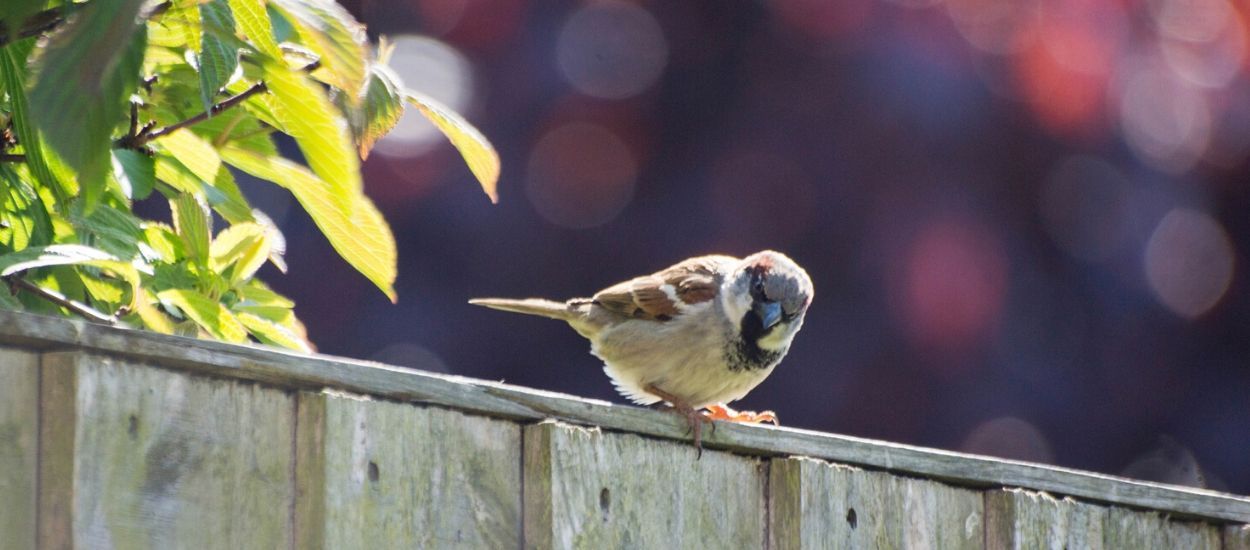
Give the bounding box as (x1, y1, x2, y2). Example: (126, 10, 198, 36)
(0, 0, 499, 350)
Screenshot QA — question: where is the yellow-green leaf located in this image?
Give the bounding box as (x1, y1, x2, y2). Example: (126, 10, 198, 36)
(226, 0, 281, 58)
(221, 146, 396, 301)
(405, 91, 500, 204)
(237, 311, 310, 351)
(171, 193, 211, 268)
(209, 222, 269, 284)
(271, 0, 367, 99)
(157, 288, 249, 343)
(262, 60, 360, 216)
(350, 64, 404, 159)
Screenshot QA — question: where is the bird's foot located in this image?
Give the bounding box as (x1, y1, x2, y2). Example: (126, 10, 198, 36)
(646, 384, 714, 459)
(703, 403, 779, 425)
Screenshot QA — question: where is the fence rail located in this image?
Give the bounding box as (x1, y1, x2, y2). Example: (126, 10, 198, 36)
(0, 310, 1247, 549)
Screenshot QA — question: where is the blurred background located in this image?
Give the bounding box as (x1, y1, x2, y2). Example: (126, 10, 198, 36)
(248, 0, 1249, 492)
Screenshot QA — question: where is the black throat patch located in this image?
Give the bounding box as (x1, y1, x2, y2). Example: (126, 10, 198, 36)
(726, 305, 784, 372)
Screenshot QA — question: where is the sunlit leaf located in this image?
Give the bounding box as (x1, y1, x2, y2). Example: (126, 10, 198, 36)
(78, 204, 143, 259)
(171, 193, 211, 268)
(262, 59, 360, 215)
(0, 164, 52, 250)
(349, 64, 405, 159)
(221, 146, 396, 301)
(237, 311, 310, 351)
(157, 288, 249, 343)
(1, 39, 75, 201)
(29, 0, 148, 212)
(197, 0, 240, 110)
(209, 222, 269, 284)
(226, 0, 281, 58)
(405, 91, 500, 204)
(156, 130, 253, 223)
(0, 244, 142, 307)
(271, 0, 367, 98)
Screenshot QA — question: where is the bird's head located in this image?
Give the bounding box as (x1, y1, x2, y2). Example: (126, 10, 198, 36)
(722, 250, 814, 351)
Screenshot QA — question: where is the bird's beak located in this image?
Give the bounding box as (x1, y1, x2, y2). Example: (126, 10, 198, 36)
(753, 301, 782, 330)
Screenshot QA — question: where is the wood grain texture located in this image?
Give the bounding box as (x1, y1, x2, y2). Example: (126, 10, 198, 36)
(524, 420, 766, 549)
(770, 457, 982, 550)
(39, 351, 294, 549)
(294, 390, 521, 549)
(985, 488, 1108, 549)
(1225, 524, 1250, 549)
(0, 311, 1246, 522)
(987, 488, 1221, 549)
(1104, 505, 1219, 549)
(0, 347, 39, 550)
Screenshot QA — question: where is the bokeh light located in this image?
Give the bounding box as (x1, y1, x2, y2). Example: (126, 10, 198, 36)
(556, 1, 668, 100)
(960, 416, 1055, 463)
(1116, 60, 1212, 173)
(525, 123, 638, 229)
(895, 218, 1008, 355)
(945, 0, 1038, 55)
(370, 342, 451, 374)
(1143, 208, 1235, 319)
(373, 34, 474, 157)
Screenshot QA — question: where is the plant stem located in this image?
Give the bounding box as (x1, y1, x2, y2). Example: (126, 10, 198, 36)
(6, 277, 118, 325)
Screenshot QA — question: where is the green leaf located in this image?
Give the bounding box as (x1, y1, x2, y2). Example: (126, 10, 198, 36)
(140, 223, 185, 263)
(111, 149, 156, 200)
(236, 311, 310, 351)
(270, 0, 368, 98)
(171, 193, 211, 268)
(0, 164, 52, 250)
(157, 288, 249, 343)
(405, 91, 500, 204)
(209, 222, 269, 284)
(0, 245, 142, 307)
(262, 60, 360, 215)
(156, 130, 253, 223)
(29, 0, 148, 212)
(237, 279, 294, 308)
(197, 0, 240, 111)
(226, 0, 281, 58)
(348, 64, 405, 160)
(221, 146, 397, 301)
(0, 39, 74, 201)
(78, 204, 143, 259)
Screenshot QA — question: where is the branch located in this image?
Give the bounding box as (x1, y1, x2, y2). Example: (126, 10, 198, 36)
(123, 81, 269, 148)
(6, 276, 118, 325)
(119, 59, 321, 149)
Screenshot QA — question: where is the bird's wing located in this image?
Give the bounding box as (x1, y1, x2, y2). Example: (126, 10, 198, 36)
(591, 255, 736, 321)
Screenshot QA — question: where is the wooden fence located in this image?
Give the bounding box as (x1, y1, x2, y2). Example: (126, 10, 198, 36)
(0, 310, 1247, 548)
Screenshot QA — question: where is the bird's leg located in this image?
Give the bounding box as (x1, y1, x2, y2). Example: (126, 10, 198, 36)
(645, 384, 713, 458)
(703, 403, 779, 425)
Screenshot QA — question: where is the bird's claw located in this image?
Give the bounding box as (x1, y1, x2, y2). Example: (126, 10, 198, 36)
(702, 403, 779, 425)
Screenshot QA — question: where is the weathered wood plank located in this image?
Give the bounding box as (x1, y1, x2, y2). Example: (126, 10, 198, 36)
(1225, 524, 1250, 549)
(0, 347, 39, 550)
(770, 457, 982, 549)
(985, 488, 1108, 549)
(524, 420, 765, 549)
(39, 351, 294, 549)
(1104, 505, 1219, 549)
(986, 488, 1221, 549)
(0, 311, 1247, 522)
(294, 390, 521, 549)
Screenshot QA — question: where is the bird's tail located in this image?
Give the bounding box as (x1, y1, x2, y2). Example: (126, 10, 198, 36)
(468, 298, 582, 322)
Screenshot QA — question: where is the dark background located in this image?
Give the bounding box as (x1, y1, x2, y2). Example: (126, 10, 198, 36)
(253, 0, 1250, 492)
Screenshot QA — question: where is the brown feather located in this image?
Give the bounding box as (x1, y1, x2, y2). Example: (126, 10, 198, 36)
(591, 255, 734, 321)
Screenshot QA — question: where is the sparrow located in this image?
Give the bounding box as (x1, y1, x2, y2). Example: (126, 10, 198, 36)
(470, 250, 813, 455)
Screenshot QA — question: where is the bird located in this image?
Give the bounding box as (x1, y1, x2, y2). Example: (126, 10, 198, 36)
(469, 250, 813, 456)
